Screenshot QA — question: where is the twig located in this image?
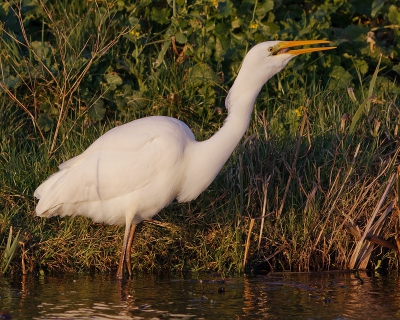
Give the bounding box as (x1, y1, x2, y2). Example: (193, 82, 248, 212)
(243, 218, 255, 271)
(258, 175, 270, 251)
(349, 172, 396, 269)
(0, 82, 45, 142)
(276, 108, 308, 220)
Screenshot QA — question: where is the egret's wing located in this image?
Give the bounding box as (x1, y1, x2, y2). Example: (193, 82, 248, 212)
(35, 117, 193, 216)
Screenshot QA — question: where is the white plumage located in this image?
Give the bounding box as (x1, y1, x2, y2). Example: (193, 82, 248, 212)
(34, 40, 334, 278)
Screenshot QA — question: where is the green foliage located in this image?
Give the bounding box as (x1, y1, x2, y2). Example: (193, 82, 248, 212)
(1, 0, 398, 143)
(0, 0, 399, 275)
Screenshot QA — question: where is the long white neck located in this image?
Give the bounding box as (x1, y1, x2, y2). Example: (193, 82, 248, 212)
(177, 63, 269, 202)
(202, 66, 266, 163)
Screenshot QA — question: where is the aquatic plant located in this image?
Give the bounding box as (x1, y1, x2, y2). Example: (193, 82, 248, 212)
(1, 226, 21, 274)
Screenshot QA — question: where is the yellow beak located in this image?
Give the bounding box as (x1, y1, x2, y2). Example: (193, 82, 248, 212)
(277, 40, 336, 55)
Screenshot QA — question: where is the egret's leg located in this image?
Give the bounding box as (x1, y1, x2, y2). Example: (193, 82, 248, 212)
(117, 224, 131, 279)
(125, 223, 137, 276)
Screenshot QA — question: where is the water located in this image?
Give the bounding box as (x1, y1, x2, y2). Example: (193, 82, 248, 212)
(1, 271, 399, 319)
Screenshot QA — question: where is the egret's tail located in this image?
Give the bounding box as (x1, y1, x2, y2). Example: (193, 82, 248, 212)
(34, 171, 66, 217)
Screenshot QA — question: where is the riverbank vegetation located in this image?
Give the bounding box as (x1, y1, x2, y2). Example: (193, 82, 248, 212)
(1, 0, 399, 275)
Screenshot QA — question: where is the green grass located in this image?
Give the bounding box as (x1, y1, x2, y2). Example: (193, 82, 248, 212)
(1, 69, 398, 275)
(0, 0, 399, 276)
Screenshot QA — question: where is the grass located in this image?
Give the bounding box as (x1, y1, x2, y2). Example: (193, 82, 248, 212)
(0, 1, 399, 276)
(1, 72, 398, 275)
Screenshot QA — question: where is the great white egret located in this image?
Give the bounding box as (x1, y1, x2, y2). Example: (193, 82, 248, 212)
(34, 40, 335, 279)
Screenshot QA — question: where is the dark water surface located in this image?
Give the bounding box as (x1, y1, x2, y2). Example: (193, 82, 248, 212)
(1, 271, 399, 319)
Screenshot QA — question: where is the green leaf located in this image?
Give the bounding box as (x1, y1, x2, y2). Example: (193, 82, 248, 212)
(154, 39, 171, 68)
(175, 32, 187, 44)
(349, 56, 382, 134)
(217, 1, 233, 17)
(151, 7, 170, 24)
(198, 85, 216, 105)
(329, 66, 353, 89)
(256, 0, 274, 16)
(37, 114, 53, 132)
(231, 17, 241, 29)
(214, 37, 225, 61)
(186, 63, 218, 88)
(31, 41, 53, 66)
(371, 0, 386, 17)
(260, 21, 280, 35)
(2, 75, 21, 89)
(104, 73, 123, 86)
(214, 22, 230, 39)
(127, 90, 148, 110)
(128, 16, 140, 27)
(343, 25, 369, 42)
(388, 5, 400, 24)
(115, 96, 127, 108)
(354, 59, 369, 76)
(365, 56, 382, 114)
(138, 0, 152, 7)
(88, 99, 106, 121)
(393, 64, 400, 75)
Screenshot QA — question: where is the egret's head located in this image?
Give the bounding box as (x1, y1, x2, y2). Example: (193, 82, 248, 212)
(241, 40, 335, 83)
(226, 40, 335, 112)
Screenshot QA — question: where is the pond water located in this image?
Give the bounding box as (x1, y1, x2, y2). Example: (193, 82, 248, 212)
(0, 271, 399, 319)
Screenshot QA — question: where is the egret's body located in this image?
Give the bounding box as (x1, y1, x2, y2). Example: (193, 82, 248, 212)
(35, 40, 334, 278)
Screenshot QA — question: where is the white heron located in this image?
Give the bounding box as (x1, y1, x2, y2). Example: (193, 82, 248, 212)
(34, 40, 335, 279)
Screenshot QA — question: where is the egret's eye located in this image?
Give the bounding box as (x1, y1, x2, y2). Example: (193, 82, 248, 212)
(268, 47, 274, 53)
